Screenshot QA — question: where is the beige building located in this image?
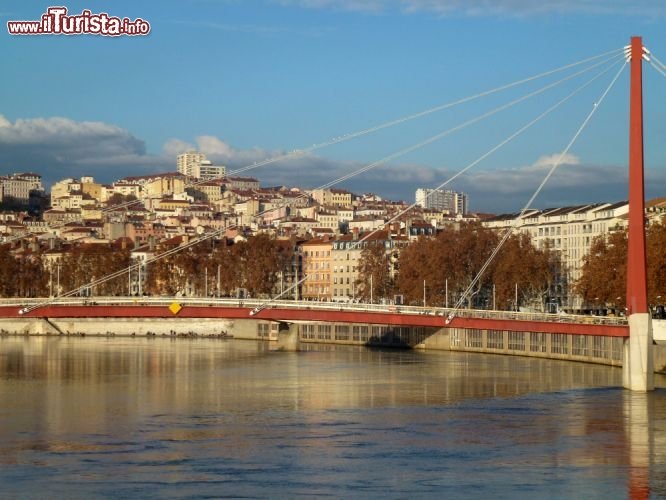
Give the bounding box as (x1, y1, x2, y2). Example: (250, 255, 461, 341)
(331, 230, 407, 302)
(315, 210, 339, 232)
(311, 188, 353, 208)
(81, 177, 103, 202)
(189, 181, 225, 203)
(111, 182, 142, 198)
(143, 174, 186, 199)
(301, 237, 333, 300)
(483, 201, 629, 309)
(51, 192, 96, 210)
(225, 177, 260, 191)
(157, 198, 191, 214)
(0, 172, 44, 205)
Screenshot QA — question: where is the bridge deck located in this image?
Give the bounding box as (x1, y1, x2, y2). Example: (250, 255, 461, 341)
(0, 298, 629, 337)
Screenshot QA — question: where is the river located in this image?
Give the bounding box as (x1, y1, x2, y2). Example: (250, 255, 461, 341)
(0, 336, 665, 498)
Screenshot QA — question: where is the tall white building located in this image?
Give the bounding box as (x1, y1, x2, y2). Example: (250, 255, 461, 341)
(176, 152, 226, 180)
(482, 202, 629, 310)
(415, 188, 468, 215)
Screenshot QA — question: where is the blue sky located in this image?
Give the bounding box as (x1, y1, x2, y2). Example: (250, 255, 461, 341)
(1, 0, 665, 212)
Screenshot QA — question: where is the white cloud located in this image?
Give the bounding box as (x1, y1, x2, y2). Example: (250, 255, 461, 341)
(2, 115, 663, 213)
(0, 114, 145, 160)
(0, 115, 168, 185)
(532, 153, 581, 169)
(164, 135, 279, 170)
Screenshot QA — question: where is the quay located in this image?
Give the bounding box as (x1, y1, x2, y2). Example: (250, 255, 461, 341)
(1, 297, 665, 374)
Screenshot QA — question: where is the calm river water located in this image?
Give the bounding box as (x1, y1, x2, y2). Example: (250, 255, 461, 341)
(1, 336, 665, 498)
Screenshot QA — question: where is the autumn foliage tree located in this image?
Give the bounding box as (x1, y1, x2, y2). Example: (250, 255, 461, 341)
(144, 234, 293, 298)
(577, 221, 666, 309)
(0, 244, 48, 297)
(396, 222, 555, 310)
(356, 241, 393, 302)
(397, 222, 499, 307)
(492, 233, 558, 311)
(575, 231, 627, 308)
(59, 242, 131, 296)
(647, 220, 666, 305)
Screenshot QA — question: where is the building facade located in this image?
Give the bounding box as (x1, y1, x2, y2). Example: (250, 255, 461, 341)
(483, 202, 629, 310)
(0, 173, 44, 206)
(415, 188, 468, 215)
(177, 152, 225, 180)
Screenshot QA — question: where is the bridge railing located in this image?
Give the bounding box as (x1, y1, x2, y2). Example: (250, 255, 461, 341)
(0, 296, 628, 326)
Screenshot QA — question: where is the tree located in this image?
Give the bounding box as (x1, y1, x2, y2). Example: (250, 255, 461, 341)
(396, 222, 500, 308)
(233, 234, 294, 297)
(576, 231, 627, 309)
(59, 243, 131, 296)
(0, 245, 18, 296)
(394, 222, 560, 310)
(492, 232, 556, 311)
(143, 234, 293, 298)
(106, 193, 138, 207)
(209, 241, 242, 296)
(356, 241, 393, 302)
(394, 237, 435, 305)
(647, 220, 666, 305)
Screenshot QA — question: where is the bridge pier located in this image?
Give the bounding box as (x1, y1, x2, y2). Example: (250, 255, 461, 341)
(623, 314, 654, 391)
(623, 36, 653, 392)
(276, 322, 299, 351)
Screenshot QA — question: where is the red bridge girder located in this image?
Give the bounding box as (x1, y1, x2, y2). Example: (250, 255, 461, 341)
(0, 304, 629, 337)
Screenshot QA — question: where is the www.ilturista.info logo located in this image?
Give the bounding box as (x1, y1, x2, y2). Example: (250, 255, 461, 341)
(7, 6, 151, 36)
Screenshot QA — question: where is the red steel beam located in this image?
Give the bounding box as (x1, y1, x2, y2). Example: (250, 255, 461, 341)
(0, 305, 629, 337)
(626, 36, 648, 315)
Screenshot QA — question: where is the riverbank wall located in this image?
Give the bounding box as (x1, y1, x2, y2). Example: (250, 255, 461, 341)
(2, 316, 665, 374)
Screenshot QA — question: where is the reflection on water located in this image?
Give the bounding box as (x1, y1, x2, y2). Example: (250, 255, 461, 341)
(0, 337, 665, 497)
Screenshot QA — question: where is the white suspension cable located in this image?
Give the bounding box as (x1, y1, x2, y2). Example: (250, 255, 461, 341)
(18, 53, 625, 314)
(650, 52, 666, 69)
(359, 60, 625, 244)
(249, 59, 625, 314)
(8, 49, 622, 247)
(445, 61, 628, 324)
(213, 48, 626, 180)
(314, 54, 624, 192)
(650, 61, 666, 78)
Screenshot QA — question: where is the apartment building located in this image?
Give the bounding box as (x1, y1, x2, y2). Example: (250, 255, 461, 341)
(176, 151, 226, 180)
(301, 237, 333, 300)
(483, 201, 629, 309)
(330, 230, 408, 302)
(0, 172, 44, 205)
(310, 188, 353, 208)
(415, 188, 468, 215)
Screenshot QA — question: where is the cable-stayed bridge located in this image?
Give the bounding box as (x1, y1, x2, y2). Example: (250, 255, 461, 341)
(1, 37, 665, 390)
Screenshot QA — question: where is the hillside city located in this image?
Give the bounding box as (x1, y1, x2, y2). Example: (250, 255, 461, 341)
(1, 151, 665, 313)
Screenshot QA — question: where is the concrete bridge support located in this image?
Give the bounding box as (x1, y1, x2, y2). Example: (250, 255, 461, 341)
(623, 314, 654, 391)
(623, 36, 654, 392)
(276, 322, 299, 351)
